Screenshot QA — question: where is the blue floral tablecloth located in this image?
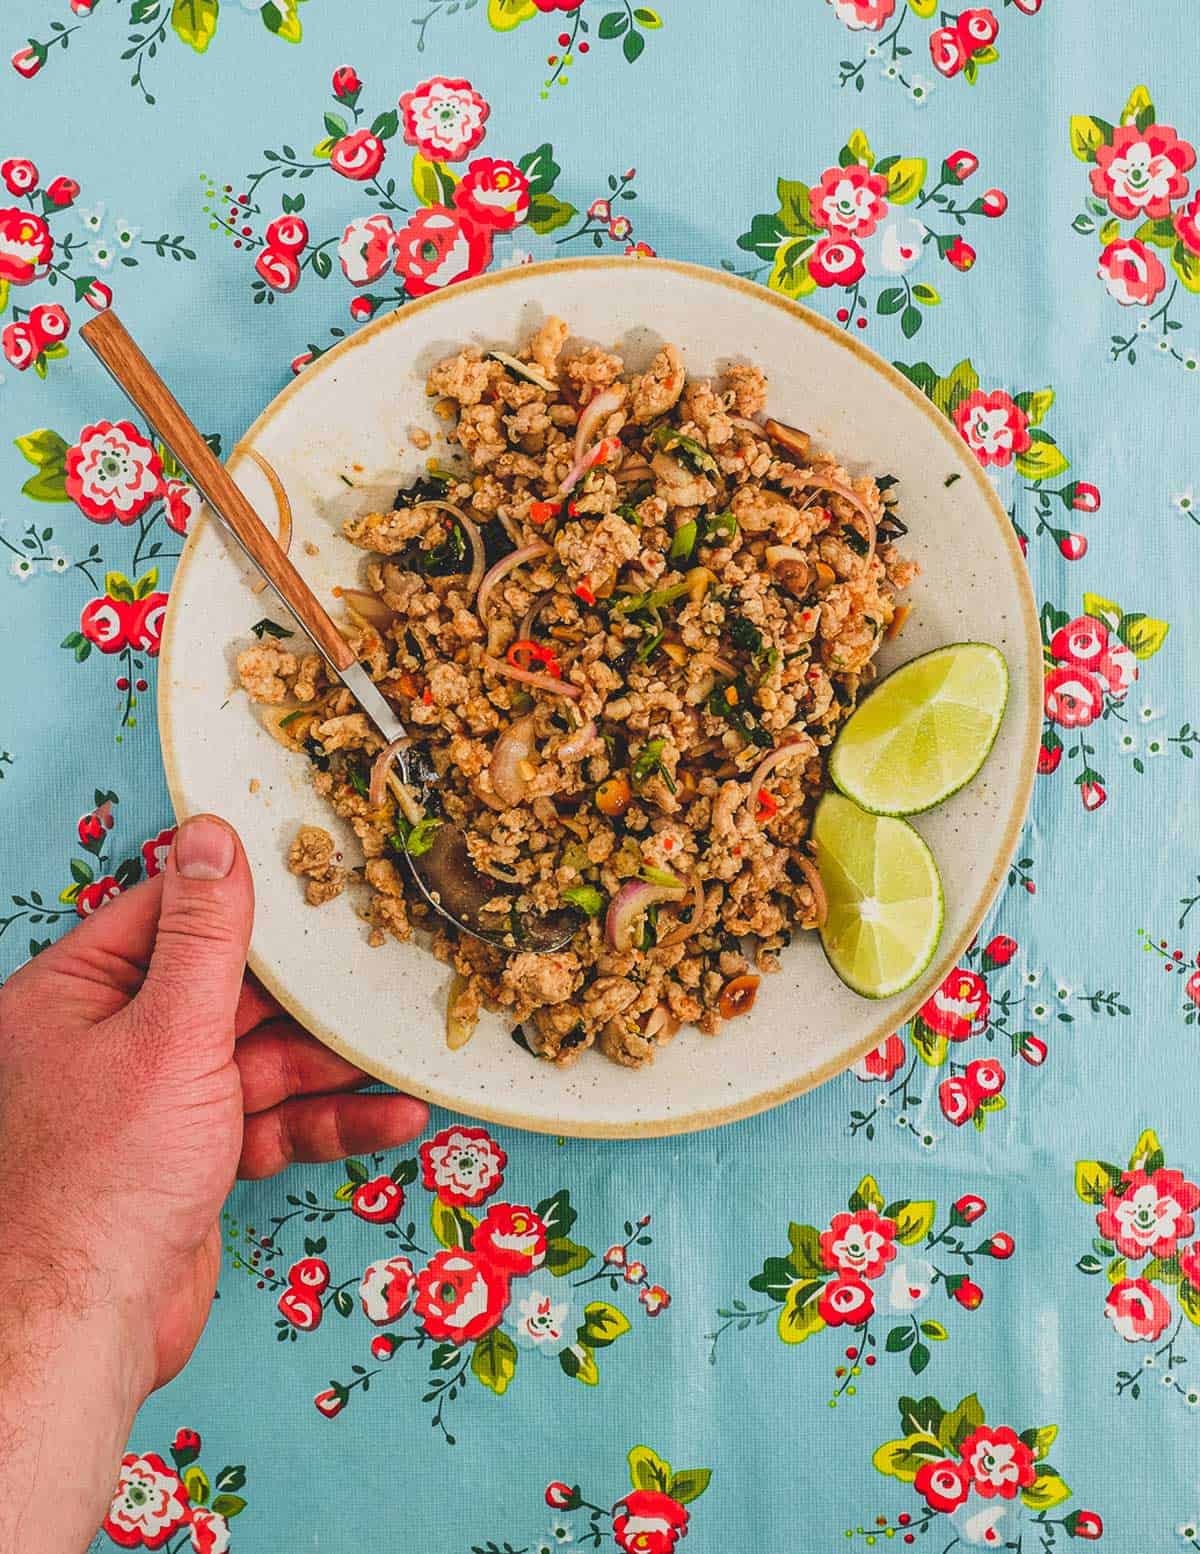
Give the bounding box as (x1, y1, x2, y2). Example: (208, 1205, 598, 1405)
(3, 0, 1200, 1548)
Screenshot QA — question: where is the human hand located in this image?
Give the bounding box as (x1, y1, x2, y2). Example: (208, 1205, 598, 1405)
(0, 813, 427, 1549)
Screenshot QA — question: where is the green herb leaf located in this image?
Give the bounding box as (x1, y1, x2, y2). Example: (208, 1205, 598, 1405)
(651, 424, 717, 474)
(250, 618, 295, 641)
(563, 884, 604, 917)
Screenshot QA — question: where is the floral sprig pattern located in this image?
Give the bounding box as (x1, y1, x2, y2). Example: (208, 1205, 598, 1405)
(222, 1124, 671, 1444)
(1136, 879, 1200, 1024)
(411, 0, 665, 101)
(100, 1427, 248, 1552)
(728, 130, 1006, 337)
(207, 70, 649, 374)
(0, 157, 193, 379)
(1069, 86, 1200, 370)
(11, 0, 312, 107)
(827, 0, 1045, 100)
(1074, 1130, 1200, 1408)
(1035, 593, 1191, 810)
(857, 1393, 1102, 1547)
(708, 1174, 1013, 1403)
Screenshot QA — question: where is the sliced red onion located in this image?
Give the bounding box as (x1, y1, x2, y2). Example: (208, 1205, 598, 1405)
(490, 713, 537, 806)
(605, 879, 686, 952)
(747, 740, 809, 825)
(656, 876, 707, 948)
(794, 853, 828, 927)
(573, 386, 624, 465)
(368, 734, 420, 824)
(477, 541, 552, 623)
(557, 718, 598, 760)
(339, 587, 396, 632)
(796, 472, 877, 563)
(419, 500, 485, 600)
(558, 435, 621, 497)
(482, 654, 582, 700)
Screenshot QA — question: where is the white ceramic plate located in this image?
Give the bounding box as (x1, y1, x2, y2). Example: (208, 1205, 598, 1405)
(160, 258, 1039, 1138)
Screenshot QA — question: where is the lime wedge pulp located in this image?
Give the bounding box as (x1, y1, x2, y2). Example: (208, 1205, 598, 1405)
(811, 793, 944, 1000)
(829, 642, 1008, 816)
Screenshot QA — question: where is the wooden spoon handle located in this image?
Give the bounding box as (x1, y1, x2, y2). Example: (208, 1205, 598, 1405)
(80, 309, 355, 672)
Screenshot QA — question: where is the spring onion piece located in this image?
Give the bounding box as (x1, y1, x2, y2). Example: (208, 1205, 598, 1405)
(563, 883, 605, 917)
(669, 520, 698, 561)
(651, 424, 718, 475)
(403, 816, 443, 857)
(477, 541, 552, 623)
(612, 579, 691, 616)
(640, 865, 683, 888)
(704, 510, 738, 544)
(573, 386, 624, 465)
(490, 714, 537, 807)
(794, 853, 828, 927)
(368, 734, 413, 810)
(482, 654, 582, 700)
(488, 349, 557, 394)
(605, 879, 686, 952)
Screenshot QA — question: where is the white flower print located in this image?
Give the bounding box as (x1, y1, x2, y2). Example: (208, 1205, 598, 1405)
(10, 555, 35, 581)
(113, 218, 141, 248)
(508, 1288, 572, 1353)
(89, 239, 116, 270)
(79, 203, 105, 232)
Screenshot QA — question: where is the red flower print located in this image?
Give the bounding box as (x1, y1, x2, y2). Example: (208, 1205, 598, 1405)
(938, 1075, 978, 1127)
(944, 237, 976, 271)
(965, 1056, 1005, 1100)
(1050, 614, 1108, 666)
(172, 1428, 201, 1457)
(29, 302, 70, 352)
(625, 241, 656, 258)
(46, 175, 80, 208)
(612, 1490, 689, 1554)
(1058, 532, 1087, 561)
(79, 802, 115, 846)
(929, 26, 968, 77)
(84, 278, 113, 311)
(982, 934, 1017, 968)
(957, 8, 999, 50)
(1038, 739, 1062, 775)
(330, 129, 386, 182)
(0, 207, 53, 285)
(818, 1274, 874, 1325)
(103, 1453, 191, 1549)
(288, 1256, 330, 1292)
(332, 65, 362, 100)
(277, 1285, 323, 1329)
(914, 1458, 971, 1513)
(959, 1425, 1036, 1500)
(313, 1387, 346, 1418)
(1043, 665, 1104, 729)
(1091, 124, 1196, 220)
(1174, 190, 1200, 255)
(819, 1210, 898, 1279)
(419, 1124, 507, 1206)
(66, 420, 162, 525)
(608, 215, 633, 242)
(984, 1232, 1014, 1259)
(400, 77, 490, 164)
(546, 1482, 581, 1511)
(1188, 971, 1200, 1009)
(1019, 1034, 1048, 1066)
(954, 1193, 987, 1224)
(1096, 643, 1136, 700)
(945, 149, 979, 182)
(1, 157, 37, 196)
(953, 390, 1031, 468)
(454, 157, 531, 231)
(414, 1249, 509, 1343)
(850, 1032, 906, 1081)
(11, 47, 44, 79)
(141, 826, 176, 878)
(2, 320, 37, 371)
(810, 164, 889, 239)
(1011, 0, 1041, 9)
(255, 247, 300, 293)
(371, 1334, 398, 1360)
(1105, 1276, 1171, 1341)
(472, 1203, 548, 1275)
(1079, 779, 1106, 812)
(1097, 237, 1166, 307)
(640, 1284, 670, 1315)
(1097, 1166, 1200, 1258)
(350, 1175, 404, 1223)
(126, 591, 168, 657)
(266, 214, 309, 252)
(163, 478, 201, 536)
(532, 0, 585, 10)
(76, 876, 122, 917)
(1065, 1512, 1104, 1541)
(338, 212, 398, 286)
(189, 1507, 231, 1554)
(918, 967, 990, 1042)
(808, 234, 866, 288)
(979, 188, 1007, 217)
(826, 0, 897, 29)
(359, 1254, 416, 1323)
(1180, 1240, 1200, 1288)
(394, 205, 492, 297)
(80, 595, 130, 654)
(1070, 481, 1101, 513)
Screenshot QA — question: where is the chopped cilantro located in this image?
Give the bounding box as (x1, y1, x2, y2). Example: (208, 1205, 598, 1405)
(841, 523, 870, 557)
(632, 737, 677, 793)
(728, 615, 763, 654)
(420, 520, 467, 577)
(393, 471, 451, 510)
(346, 763, 369, 797)
(250, 618, 294, 641)
(278, 708, 308, 728)
(944, 472, 961, 488)
(875, 474, 899, 493)
(616, 502, 645, 527)
(707, 678, 772, 747)
(640, 903, 660, 951)
(563, 884, 605, 917)
(303, 737, 331, 772)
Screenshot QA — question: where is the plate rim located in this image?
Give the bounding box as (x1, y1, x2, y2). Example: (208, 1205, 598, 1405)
(159, 255, 1042, 1138)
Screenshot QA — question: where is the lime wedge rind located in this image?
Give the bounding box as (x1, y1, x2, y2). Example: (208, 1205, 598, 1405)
(812, 793, 944, 1000)
(829, 642, 1008, 817)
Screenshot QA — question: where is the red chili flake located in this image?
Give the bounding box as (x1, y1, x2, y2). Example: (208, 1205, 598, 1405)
(662, 836, 675, 851)
(529, 500, 560, 525)
(421, 687, 433, 705)
(755, 788, 778, 822)
(567, 499, 580, 518)
(574, 580, 596, 605)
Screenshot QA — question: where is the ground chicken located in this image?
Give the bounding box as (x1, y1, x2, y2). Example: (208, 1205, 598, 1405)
(237, 644, 298, 704)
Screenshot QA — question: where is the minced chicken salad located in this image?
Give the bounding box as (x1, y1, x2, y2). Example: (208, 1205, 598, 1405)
(236, 318, 915, 1068)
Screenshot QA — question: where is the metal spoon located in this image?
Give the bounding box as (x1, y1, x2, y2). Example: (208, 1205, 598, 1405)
(81, 309, 578, 953)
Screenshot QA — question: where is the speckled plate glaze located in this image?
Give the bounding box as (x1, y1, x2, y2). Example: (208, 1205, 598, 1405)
(160, 258, 1040, 1138)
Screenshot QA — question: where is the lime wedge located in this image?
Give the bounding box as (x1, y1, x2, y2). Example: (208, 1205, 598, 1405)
(811, 793, 943, 999)
(829, 642, 1007, 816)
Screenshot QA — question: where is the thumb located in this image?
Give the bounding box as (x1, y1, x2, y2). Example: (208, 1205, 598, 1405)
(135, 814, 254, 1054)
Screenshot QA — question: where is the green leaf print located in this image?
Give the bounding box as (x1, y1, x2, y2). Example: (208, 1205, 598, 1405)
(171, 0, 219, 53)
